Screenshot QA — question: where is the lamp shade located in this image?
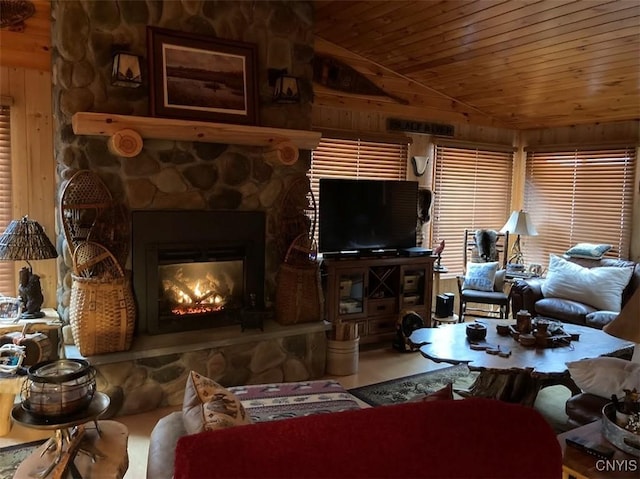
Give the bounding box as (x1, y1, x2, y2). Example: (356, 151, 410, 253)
(500, 210, 538, 236)
(0, 216, 58, 261)
(603, 289, 640, 344)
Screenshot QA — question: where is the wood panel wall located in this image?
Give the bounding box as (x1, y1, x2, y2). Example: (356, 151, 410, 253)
(0, 66, 56, 307)
(0, 0, 51, 72)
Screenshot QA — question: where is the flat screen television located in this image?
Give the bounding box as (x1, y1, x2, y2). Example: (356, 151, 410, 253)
(319, 178, 418, 255)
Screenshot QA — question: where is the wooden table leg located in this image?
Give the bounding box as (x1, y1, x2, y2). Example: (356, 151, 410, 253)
(457, 369, 541, 407)
(0, 392, 15, 436)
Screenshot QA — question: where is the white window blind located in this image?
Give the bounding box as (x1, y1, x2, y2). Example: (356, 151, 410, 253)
(310, 137, 409, 243)
(0, 106, 13, 296)
(432, 144, 514, 276)
(524, 147, 636, 266)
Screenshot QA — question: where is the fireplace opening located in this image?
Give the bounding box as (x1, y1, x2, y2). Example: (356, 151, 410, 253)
(158, 247, 244, 319)
(132, 210, 266, 335)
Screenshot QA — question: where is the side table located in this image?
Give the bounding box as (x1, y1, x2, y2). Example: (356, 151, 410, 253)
(11, 392, 128, 479)
(13, 420, 129, 479)
(432, 313, 460, 327)
(557, 420, 638, 479)
(0, 374, 26, 436)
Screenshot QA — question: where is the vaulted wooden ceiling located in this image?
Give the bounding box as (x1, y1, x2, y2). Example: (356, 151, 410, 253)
(314, 0, 640, 130)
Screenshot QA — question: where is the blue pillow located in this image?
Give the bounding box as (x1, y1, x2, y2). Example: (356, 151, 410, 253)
(462, 262, 499, 292)
(565, 243, 612, 260)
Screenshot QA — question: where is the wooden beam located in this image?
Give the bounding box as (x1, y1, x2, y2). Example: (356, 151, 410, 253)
(72, 112, 322, 154)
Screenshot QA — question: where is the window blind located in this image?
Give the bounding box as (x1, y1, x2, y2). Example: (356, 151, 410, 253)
(310, 137, 409, 244)
(524, 147, 636, 266)
(432, 144, 514, 276)
(0, 106, 13, 296)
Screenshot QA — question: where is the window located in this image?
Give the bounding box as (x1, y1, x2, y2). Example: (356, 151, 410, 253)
(309, 137, 409, 243)
(0, 105, 13, 296)
(524, 147, 636, 265)
(431, 144, 514, 275)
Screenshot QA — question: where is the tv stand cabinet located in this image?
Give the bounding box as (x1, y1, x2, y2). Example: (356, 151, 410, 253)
(322, 255, 435, 345)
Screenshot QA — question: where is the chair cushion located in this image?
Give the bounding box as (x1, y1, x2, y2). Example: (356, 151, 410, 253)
(541, 254, 633, 312)
(462, 261, 498, 292)
(461, 289, 509, 305)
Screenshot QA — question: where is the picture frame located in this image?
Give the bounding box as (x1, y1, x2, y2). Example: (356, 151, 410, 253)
(147, 27, 258, 125)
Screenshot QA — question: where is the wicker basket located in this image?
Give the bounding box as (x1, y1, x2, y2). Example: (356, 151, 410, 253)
(275, 235, 324, 325)
(69, 274, 135, 356)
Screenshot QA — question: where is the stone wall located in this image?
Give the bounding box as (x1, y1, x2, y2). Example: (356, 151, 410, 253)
(51, 0, 315, 322)
(50, 1, 323, 415)
(90, 326, 328, 416)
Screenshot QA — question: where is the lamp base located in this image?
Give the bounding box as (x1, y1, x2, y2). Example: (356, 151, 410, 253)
(20, 311, 45, 319)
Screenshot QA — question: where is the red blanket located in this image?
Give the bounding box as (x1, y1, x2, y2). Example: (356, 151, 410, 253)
(175, 398, 562, 478)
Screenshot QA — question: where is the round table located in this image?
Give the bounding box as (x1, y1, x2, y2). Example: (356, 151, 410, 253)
(10, 392, 128, 479)
(431, 313, 459, 327)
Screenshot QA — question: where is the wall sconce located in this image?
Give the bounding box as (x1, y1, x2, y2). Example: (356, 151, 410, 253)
(273, 75, 300, 103)
(111, 51, 142, 88)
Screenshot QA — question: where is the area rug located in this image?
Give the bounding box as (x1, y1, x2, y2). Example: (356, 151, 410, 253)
(349, 363, 471, 406)
(348, 365, 573, 433)
(0, 439, 46, 479)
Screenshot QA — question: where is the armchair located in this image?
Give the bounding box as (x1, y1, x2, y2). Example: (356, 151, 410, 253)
(457, 229, 510, 322)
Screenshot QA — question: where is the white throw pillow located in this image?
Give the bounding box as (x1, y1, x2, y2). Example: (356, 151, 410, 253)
(566, 357, 640, 398)
(462, 262, 498, 292)
(541, 254, 633, 312)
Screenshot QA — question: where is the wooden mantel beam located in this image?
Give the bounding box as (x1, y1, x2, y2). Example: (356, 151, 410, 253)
(72, 112, 322, 158)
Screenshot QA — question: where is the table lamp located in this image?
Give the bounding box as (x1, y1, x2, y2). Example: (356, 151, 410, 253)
(603, 289, 640, 363)
(0, 216, 58, 318)
(500, 210, 538, 265)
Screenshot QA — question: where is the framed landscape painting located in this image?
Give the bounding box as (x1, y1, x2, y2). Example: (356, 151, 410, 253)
(147, 27, 258, 125)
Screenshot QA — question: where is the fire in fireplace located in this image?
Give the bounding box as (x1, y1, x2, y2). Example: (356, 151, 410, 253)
(132, 210, 265, 335)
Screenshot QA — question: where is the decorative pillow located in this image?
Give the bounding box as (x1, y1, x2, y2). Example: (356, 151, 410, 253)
(585, 311, 619, 328)
(565, 243, 612, 260)
(182, 371, 252, 435)
(566, 357, 640, 398)
(411, 383, 454, 402)
(541, 254, 632, 312)
(463, 262, 499, 292)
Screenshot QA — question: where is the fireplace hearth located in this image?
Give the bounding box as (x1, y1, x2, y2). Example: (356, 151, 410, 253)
(132, 210, 266, 335)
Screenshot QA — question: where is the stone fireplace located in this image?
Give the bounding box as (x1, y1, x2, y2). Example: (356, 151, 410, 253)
(52, 1, 327, 417)
(132, 209, 266, 335)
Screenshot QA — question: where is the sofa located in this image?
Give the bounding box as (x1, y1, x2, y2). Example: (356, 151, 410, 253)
(171, 399, 562, 479)
(510, 255, 639, 328)
(148, 375, 562, 479)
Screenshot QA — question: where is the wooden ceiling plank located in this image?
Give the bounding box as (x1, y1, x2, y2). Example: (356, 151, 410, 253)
(314, 2, 429, 46)
(424, 37, 640, 85)
(453, 64, 640, 102)
(396, 11, 639, 74)
(336, 0, 519, 57)
(380, 0, 592, 61)
(435, 54, 640, 93)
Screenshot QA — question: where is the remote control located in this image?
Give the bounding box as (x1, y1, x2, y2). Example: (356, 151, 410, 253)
(566, 437, 615, 460)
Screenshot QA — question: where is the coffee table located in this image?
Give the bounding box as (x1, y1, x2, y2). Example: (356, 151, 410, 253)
(408, 320, 634, 407)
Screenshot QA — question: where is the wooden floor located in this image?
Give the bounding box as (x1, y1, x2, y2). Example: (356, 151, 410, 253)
(1, 341, 574, 478)
(0, 344, 444, 479)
